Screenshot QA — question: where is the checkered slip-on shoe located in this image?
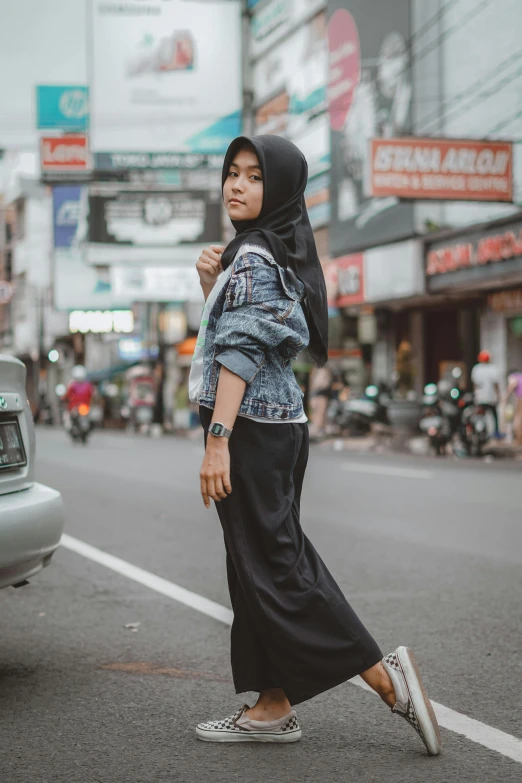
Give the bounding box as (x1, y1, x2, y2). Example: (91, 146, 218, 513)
(382, 646, 442, 756)
(196, 704, 301, 743)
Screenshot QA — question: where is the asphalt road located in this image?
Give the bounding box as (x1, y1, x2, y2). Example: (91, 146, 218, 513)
(1, 427, 521, 783)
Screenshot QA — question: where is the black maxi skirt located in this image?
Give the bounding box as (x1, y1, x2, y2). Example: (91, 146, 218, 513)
(200, 406, 382, 706)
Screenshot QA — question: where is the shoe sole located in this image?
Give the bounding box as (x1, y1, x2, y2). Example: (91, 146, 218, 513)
(397, 646, 442, 756)
(196, 727, 302, 743)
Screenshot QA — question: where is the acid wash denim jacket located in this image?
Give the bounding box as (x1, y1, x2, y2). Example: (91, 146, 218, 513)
(198, 244, 310, 421)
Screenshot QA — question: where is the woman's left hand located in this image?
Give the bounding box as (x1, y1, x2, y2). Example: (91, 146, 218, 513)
(200, 438, 232, 508)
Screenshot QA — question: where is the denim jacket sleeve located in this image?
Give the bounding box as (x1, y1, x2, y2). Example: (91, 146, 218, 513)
(214, 251, 308, 384)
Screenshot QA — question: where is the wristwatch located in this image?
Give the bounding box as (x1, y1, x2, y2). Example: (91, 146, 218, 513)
(209, 421, 233, 439)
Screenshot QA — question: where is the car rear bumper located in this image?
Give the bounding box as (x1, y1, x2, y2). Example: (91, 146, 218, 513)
(0, 483, 65, 589)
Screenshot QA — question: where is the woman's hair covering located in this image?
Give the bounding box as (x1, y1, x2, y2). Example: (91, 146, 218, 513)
(220, 135, 328, 367)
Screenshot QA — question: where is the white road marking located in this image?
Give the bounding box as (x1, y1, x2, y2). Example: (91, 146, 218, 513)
(342, 462, 434, 480)
(60, 534, 233, 625)
(61, 533, 522, 764)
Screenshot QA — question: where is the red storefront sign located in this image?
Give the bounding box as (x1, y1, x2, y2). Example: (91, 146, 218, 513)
(427, 227, 522, 276)
(370, 138, 513, 202)
(40, 135, 89, 172)
(324, 254, 365, 306)
(488, 289, 522, 314)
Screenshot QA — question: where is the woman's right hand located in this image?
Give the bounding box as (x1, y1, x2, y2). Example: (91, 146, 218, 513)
(196, 245, 225, 289)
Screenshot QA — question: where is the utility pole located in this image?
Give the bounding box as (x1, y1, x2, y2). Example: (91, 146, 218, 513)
(242, 0, 254, 136)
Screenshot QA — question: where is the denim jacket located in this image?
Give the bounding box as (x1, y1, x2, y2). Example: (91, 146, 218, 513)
(197, 244, 310, 421)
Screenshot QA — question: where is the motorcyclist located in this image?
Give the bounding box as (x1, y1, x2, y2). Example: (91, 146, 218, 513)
(64, 366, 93, 412)
(471, 350, 502, 438)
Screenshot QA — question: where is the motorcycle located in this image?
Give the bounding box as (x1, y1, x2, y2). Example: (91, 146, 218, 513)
(418, 383, 453, 455)
(328, 384, 390, 437)
(457, 393, 491, 457)
(68, 404, 92, 444)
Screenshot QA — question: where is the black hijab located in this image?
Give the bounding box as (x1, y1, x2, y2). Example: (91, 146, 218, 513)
(220, 135, 328, 368)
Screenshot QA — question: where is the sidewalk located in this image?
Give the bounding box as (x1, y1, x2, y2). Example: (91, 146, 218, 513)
(316, 429, 522, 461)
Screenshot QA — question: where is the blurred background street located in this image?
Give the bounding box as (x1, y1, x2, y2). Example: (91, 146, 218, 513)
(1, 427, 521, 781)
(1, 0, 522, 780)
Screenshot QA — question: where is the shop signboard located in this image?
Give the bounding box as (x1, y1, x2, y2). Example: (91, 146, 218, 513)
(253, 15, 329, 204)
(370, 138, 513, 202)
(93, 152, 223, 171)
(327, 0, 414, 255)
(251, 0, 325, 60)
(36, 85, 89, 131)
(111, 265, 203, 303)
(41, 135, 89, 173)
(90, 0, 241, 153)
(325, 253, 365, 307)
(254, 14, 327, 136)
(488, 289, 522, 314)
(87, 189, 222, 247)
(426, 217, 522, 292)
(52, 185, 82, 248)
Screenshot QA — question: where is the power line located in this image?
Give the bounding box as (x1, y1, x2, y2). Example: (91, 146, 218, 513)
(419, 47, 522, 132)
(422, 57, 522, 134)
(488, 104, 522, 136)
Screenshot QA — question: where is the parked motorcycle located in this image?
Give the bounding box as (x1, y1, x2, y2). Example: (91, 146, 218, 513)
(418, 384, 453, 455)
(457, 393, 491, 457)
(328, 384, 390, 437)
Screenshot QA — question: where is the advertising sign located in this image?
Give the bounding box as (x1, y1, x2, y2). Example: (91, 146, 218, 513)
(325, 253, 365, 307)
(254, 14, 328, 188)
(426, 217, 522, 292)
(370, 139, 513, 202)
(426, 222, 522, 277)
(88, 189, 221, 247)
(90, 0, 242, 153)
(250, 0, 325, 60)
(327, 0, 414, 255)
(41, 135, 89, 173)
(36, 85, 89, 131)
(111, 266, 203, 303)
(52, 186, 82, 248)
(94, 152, 223, 171)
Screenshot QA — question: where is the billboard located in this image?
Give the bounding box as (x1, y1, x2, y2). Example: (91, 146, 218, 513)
(111, 265, 203, 303)
(41, 135, 89, 173)
(327, 0, 414, 255)
(36, 85, 89, 131)
(250, 0, 325, 60)
(52, 186, 82, 248)
(90, 0, 242, 154)
(370, 138, 513, 202)
(88, 189, 222, 247)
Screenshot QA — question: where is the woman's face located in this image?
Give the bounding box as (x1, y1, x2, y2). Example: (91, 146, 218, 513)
(223, 146, 263, 221)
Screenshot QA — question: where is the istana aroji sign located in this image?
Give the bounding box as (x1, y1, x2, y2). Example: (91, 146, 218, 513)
(370, 138, 513, 202)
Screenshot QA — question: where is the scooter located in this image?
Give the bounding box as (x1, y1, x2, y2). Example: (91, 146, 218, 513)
(418, 384, 453, 455)
(458, 393, 491, 457)
(329, 384, 390, 437)
(68, 404, 92, 444)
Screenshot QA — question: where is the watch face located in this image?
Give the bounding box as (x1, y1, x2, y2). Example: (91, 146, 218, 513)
(211, 423, 225, 436)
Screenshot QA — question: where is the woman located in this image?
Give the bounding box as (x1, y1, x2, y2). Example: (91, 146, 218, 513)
(505, 369, 522, 445)
(189, 135, 441, 755)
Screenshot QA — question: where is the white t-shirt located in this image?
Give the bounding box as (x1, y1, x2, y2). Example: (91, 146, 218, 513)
(188, 244, 307, 424)
(471, 363, 500, 404)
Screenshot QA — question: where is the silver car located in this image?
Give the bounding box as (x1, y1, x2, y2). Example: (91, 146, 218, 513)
(0, 355, 64, 589)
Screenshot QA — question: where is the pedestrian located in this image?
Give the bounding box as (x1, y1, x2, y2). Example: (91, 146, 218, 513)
(471, 350, 502, 437)
(189, 135, 441, 755)
(505, 368, 522, 445)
